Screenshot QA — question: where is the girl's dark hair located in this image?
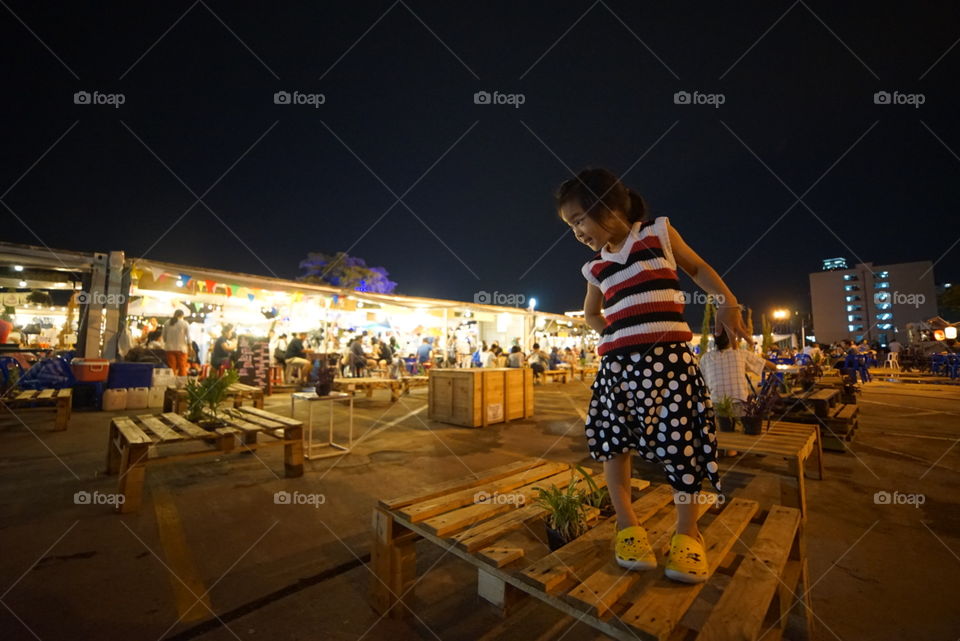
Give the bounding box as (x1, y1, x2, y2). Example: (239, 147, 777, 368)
(555, 168, 649, 225)
(169, 309, 184, 326)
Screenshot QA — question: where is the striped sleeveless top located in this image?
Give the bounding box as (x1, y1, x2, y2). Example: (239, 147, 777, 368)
(581, 216, 693, 357)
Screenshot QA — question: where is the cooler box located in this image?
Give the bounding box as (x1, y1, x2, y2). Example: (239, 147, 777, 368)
(147, 386, 165, 408)
(107, 362, 154, 389)
(102, 388, 128, 411)
(126, 387, 149, 410)
(72, 358, 110, 382)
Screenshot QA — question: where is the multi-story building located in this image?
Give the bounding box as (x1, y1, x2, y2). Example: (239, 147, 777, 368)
(810, 259, 938, 345)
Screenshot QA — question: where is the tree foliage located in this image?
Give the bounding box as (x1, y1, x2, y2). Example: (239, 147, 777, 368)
(298, 252, 397, 294)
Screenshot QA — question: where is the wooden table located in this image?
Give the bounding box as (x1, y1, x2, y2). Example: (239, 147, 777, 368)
(1, 388, 72, 430)
(162, 382, 265, 413)
(716, 421, 823, 521)
(333, 376, 426, 402)
(371, 458, 813, 640)
(105, 406, 303, 513)
(542, 369, 570, 383)
(572, 365, 598, 381)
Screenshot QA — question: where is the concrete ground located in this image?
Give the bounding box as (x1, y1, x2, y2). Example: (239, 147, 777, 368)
(1, 373, 958, 641)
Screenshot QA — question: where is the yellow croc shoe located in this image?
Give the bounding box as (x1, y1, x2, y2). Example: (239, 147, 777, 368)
(615, 525, 657, 571)
(664, 531, 709, 583)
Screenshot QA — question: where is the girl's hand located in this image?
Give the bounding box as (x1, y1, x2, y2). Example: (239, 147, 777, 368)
(715, 305, 754, 348)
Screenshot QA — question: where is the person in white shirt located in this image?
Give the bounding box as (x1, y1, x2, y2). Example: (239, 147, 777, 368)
(698, 329, 776, 417)
(161, 310, 191, 375)
(887, 339, 902, 353)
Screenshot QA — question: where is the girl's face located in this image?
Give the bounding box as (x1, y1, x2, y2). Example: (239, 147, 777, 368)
(559, 203, 630, 252)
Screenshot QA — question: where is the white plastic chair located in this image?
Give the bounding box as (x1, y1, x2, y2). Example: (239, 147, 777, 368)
(884, 352, 900, 372)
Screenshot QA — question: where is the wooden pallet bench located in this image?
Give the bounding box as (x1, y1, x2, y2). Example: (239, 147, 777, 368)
(334, 376, 418, 402)
(716, 421, 822, 521)
(162, 382, 265, 413)
(370, 458, 813, 641)
(1, 388, 72, 430)
(571, 365, 598, 381)
(542, 369, 569, 384)
(105, 406, 303, 513)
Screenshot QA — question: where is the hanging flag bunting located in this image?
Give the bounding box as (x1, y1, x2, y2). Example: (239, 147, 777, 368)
(178, 273, 191, 285)
(148, 266, 165, 282)
(247, 293, 255, 302)
(229, 284, 239, 297)
(205, 279, 216, 293)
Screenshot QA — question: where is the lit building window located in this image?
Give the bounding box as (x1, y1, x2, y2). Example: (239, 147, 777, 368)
(846, 305, 862, 312)
(878, 323, 893, 330)
(844, 285, 860, 292)
(875, 313, 893, 321)
(845, 295, 861, 302)
(848, 324, 864, 331)
(875, 281, 890, 289)
(877, 271, 889, 278)
(843, 274, 858, 281)
(876, 303, 892, 311)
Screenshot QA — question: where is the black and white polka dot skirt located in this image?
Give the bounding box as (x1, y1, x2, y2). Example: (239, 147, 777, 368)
(584, 342, 722, 494)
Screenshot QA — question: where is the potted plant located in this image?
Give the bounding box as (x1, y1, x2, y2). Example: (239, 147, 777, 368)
(315, 364, 336, 396)
(575, 464, 612, 517)
(714, 396, 737, 432)
(741, 377, 780, 435)
(184, 368, 240, 429)
(534, 475, 590, 551)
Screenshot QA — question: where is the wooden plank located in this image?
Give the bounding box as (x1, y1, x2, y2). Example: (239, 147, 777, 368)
(227, 411, 285, 430)
(55, 387, 72, 399)
(519, 485, 675, 594)
(478, 546, 525, 568)
(36, 389, 56, 400)
(137, 414, 184, 442)
(420, 467, 585, 538)
(696, 506, 801, 641)
(113, 417, 153, 445)
(162, 413, 213, 439)
(14, 390, 37, 401)
(234, 406, 300, 427)
(219, 415, 265, 434)
(614, 498, 760, 637)
(399, 461, 570, 523)
(380, 459, 548, 510)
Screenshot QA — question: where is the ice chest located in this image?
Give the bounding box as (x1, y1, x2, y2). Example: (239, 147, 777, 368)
(72, 358, 110, 382)
(107, 362, 154, 389)
(428, 368, 533, 427)
(102, 388, 128, 411)
(126, 387, 149, 410)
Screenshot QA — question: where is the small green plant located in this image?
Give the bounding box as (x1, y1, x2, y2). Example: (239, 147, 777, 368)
(714, 395, 736, 419)
(184, 368, 240, 424)
(575, 464, 610, 511)
(534, 475, 590, 542)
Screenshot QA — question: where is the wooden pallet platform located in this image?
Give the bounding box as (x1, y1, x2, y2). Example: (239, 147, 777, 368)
(1, 387, 72, 430)
(371, 458, 814, 641)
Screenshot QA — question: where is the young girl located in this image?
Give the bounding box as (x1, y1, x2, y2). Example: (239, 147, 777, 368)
(556, 168, 753, 584)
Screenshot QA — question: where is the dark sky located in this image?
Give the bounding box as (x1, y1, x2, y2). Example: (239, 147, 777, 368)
(2, 1, 959, 323)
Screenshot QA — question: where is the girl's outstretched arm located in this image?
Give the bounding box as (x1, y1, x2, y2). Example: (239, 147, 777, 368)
(667, 222, 754, 346)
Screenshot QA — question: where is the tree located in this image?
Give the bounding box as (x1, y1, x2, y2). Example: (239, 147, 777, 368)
(298, 252, 397, 294)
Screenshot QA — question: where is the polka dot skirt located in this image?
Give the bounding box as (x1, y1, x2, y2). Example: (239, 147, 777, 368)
(584, 342, 722, 494)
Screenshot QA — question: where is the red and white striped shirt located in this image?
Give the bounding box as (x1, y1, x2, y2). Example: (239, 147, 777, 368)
(581, 216, 693, 357)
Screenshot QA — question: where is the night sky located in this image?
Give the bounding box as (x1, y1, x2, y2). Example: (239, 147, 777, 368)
(2, 2, 959, 324)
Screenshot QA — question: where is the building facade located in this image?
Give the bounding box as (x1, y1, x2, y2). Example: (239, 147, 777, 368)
(810, 260, 938, 345)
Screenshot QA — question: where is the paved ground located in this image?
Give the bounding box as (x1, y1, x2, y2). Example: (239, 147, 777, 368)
(1, 373, 958, 641)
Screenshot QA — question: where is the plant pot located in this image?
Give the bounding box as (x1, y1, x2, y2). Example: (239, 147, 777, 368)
(741, 416, 763, 435)
(717, 416, 735, 432)
(198, 418, 227, 431)
(315, 383, 332, 397)
(545, 525, 571, 551)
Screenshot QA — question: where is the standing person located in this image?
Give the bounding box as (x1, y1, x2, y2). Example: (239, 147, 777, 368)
(274, 333, 288, 370)
(162, 310, 191, 376)
(456, 333, 472, 368)
(557, 168, 753, 584)
(350, 334, 368, 378)
(210, 324, 237, 371)
(416, 338, 433, 369)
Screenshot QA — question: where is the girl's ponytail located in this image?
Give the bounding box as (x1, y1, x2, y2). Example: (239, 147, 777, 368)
(626, 188, 649, 224)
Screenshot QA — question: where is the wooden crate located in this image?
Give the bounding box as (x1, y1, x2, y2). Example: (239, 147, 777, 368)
(371, 458, 814, 640)
(428, 368, 534, 428)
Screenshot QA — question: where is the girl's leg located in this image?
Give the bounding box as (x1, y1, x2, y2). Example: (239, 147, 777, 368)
(674, 493, 701, 538)
(604, 453, 638, 530)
